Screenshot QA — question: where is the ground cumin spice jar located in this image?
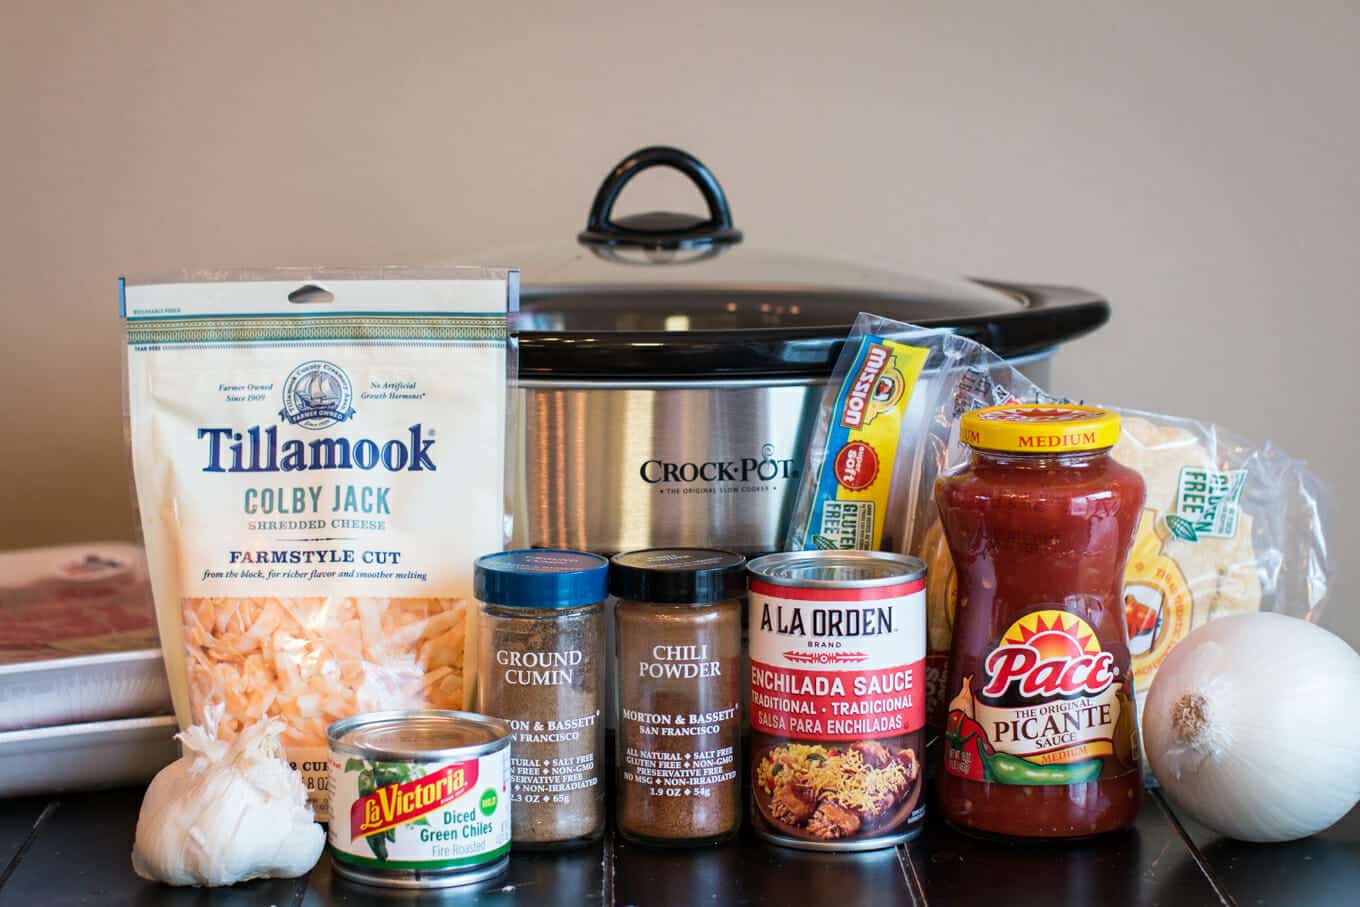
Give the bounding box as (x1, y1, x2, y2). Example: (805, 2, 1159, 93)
(473, 549, 608, 849)
(611, 548, 746, 847)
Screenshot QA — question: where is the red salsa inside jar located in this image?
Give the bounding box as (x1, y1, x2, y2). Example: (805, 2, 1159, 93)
(935, 404, 1145, 839)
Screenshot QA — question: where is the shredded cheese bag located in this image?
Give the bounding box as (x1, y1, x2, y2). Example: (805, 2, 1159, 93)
(122, 269, 515, 810)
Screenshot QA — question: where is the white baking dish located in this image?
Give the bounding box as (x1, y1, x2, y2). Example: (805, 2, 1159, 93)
(0, 715, 179, 797)
(0, 649, 170, 732)
(0, 542, 170, 731)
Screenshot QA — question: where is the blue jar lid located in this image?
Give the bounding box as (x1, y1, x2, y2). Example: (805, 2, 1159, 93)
(474, 549, 609, 609)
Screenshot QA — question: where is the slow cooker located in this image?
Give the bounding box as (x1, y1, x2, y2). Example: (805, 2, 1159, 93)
(508, 146, 1110, 555)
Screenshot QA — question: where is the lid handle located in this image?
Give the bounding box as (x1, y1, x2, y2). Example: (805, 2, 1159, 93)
(579, 146, 742, 251)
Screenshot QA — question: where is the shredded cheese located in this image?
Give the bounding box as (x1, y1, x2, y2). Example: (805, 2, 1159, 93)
(182, 597, 466, 748)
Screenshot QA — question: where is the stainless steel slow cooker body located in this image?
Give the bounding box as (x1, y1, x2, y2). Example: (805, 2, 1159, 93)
(507, 147, 1108, 556)
(516, 355, 1052, 556)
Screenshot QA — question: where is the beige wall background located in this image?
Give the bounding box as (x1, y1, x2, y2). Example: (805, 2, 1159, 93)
(2, 1, 1356, 642)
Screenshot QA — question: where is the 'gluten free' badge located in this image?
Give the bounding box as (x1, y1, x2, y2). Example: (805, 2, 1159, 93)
(1168, 467, 1247, 541)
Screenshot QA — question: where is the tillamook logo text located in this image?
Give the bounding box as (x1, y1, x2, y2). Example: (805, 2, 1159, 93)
(198, 424, 437, 473)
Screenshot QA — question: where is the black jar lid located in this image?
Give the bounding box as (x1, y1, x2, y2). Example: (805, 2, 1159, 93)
(609, 548, 747, 604)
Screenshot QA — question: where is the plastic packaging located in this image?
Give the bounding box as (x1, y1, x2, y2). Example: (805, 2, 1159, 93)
(0, 542, 169, 731)
(0, 542, 156, 665)
(121, 268, 517, 808)
(786, 314, 1331, 722)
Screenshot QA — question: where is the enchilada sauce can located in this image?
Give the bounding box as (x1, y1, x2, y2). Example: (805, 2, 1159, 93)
(327, 710, 512, 889)
(747, 551, 927, 851)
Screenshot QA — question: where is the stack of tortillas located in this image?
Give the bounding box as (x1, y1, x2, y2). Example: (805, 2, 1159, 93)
(1114, 416, 1262, 693)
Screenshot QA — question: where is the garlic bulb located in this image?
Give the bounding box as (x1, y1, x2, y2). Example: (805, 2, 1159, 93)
(132, 719, 324, 886)
(1143, 612, 1360, 842)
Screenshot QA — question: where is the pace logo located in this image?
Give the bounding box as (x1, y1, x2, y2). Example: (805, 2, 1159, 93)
(280, 360, 355, 429)
(980, 610, 1116, 700)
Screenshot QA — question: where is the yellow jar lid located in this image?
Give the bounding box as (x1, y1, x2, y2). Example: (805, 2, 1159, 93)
(959, 404, 1121, 453)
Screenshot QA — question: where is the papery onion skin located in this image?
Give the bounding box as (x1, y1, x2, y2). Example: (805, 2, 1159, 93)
(1143, 613, 1360, 843)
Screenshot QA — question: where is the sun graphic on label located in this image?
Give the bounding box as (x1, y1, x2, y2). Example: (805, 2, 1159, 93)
(1000, 610, 1102, 661)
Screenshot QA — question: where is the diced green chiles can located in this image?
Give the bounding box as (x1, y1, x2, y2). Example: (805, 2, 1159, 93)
(326, 710, 511, 889)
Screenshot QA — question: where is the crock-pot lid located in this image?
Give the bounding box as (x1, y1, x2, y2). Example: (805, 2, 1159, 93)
(512, 147, 1110, 380)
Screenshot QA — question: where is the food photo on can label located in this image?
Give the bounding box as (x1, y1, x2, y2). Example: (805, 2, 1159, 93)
(4, 8, 1359, 902)
(755, 742, 920, 840)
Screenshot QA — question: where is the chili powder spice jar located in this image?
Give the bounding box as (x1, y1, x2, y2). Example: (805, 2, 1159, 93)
(611, 548, 746, 847)
(473, 549, 608, 849)
(936, 404, 1146, 839)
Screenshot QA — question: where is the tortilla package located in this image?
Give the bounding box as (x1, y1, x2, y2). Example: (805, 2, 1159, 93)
(122, 268, 516, 808)
(786, 314, 1331, 728)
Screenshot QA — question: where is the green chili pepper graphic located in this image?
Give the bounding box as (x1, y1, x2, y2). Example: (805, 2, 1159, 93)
(983, 751, 1102, 786)
(949, 722, 1103, 787)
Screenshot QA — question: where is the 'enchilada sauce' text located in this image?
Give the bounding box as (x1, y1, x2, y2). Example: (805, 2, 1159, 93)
(935, 404, 1145, 838)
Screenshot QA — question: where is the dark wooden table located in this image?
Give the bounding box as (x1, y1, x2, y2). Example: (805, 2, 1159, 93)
(1, 786, 1355, 906)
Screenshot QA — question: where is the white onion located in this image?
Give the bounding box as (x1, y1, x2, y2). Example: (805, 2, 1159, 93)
(1142, 612, 1360, 842)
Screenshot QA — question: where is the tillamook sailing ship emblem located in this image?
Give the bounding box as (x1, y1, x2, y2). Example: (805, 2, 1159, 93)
(280, 360, 355, 429)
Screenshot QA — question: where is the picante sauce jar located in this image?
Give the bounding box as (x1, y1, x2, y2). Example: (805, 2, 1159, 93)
(935, 404, 1145, 839)
(611, 548, 746, 847)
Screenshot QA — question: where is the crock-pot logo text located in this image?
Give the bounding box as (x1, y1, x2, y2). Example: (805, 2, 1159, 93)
(639, 443, 795, 485)
(981, 611, 1115, 700)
